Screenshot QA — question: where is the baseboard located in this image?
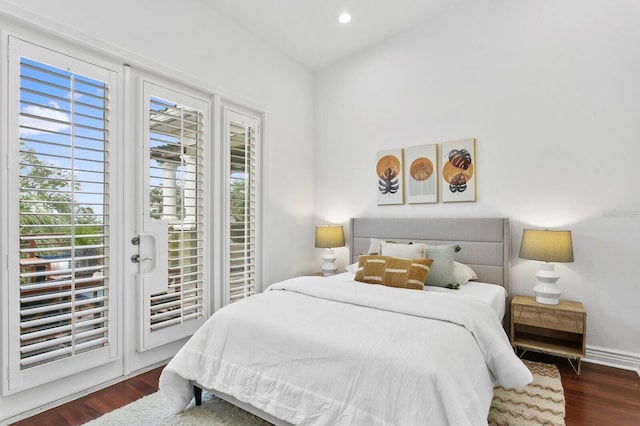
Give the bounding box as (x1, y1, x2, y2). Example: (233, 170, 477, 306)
(585, 345, 640, 377)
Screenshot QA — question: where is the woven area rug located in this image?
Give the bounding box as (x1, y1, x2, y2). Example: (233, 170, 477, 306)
(85, 360, 565, 426)
(489, 360, 566, 426)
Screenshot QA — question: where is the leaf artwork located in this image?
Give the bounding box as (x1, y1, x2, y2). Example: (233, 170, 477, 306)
(377, 154, 401, 195)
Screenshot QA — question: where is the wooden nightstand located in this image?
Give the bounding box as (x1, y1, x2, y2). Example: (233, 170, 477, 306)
(511, 295, 586, 374)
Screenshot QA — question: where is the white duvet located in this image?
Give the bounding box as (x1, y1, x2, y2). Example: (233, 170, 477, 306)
(160, 276, 532, 425)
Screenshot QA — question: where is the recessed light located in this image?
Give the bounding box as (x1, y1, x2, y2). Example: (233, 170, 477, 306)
(338, 12, 351, 24)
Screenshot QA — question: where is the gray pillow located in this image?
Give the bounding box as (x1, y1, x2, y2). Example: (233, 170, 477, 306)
(424, 244, 456, 287)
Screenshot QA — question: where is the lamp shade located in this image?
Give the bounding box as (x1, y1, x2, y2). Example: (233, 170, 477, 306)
(519, 229, 574, 263)
(315, 225, 345, 248)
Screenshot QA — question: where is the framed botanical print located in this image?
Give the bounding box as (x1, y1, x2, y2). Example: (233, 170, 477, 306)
(376, 148, 403, 205)
(441, 138, 476, 202)
(405, 144, 438, 204)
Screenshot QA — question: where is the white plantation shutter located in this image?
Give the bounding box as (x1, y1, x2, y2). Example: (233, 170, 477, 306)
(139, 82, 208, 350)
(226, 110, 259, 303)
(7, 38, 116, 392)
(19, 60, 110, 366)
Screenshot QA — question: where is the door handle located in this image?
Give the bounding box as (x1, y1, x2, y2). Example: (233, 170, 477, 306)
(131, 254, 152, 263)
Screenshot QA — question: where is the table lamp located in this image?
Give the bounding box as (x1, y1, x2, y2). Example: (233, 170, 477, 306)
(519, 229, 574, 304)
(315, 225, 345, 276)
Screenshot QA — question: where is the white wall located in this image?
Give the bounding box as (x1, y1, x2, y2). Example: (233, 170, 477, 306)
(0, 0, 315, 420)
(314, 0, 640, 367)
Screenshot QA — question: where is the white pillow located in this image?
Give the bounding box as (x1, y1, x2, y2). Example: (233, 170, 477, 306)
(380, 242, 427, 259)
(345, 262, 358, 273)
(367, 238, 385, 254)
(452, 261, 478, 285)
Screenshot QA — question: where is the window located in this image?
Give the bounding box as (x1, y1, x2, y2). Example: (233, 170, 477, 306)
(226, 109, 260, 303)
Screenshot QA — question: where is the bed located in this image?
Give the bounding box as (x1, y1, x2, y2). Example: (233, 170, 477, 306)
(159, 217, 532, 425)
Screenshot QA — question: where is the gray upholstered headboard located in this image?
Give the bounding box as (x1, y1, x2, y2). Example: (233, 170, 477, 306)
(350, 217, 511, 295)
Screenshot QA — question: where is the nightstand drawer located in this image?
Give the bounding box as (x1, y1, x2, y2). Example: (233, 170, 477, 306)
(513, 305, 584, 333)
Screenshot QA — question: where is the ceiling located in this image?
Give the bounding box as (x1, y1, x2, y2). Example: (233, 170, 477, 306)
(202, 0, 462, 70)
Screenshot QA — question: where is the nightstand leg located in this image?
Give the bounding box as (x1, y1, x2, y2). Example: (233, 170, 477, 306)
(514, 346, 528, 359)
(567, 357, 581, 375)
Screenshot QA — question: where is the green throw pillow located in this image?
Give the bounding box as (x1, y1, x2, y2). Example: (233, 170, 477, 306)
(424, 244, 456, 287)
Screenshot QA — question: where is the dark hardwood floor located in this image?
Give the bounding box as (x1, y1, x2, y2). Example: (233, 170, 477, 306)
(525, 352, 640, 426)
(11, 353, 640, 425)
(11, 367, 163, 426)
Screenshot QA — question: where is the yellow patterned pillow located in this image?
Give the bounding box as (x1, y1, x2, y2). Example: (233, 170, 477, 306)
(354, 255, 433, 290)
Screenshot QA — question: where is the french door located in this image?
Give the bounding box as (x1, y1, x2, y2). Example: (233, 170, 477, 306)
(5, 37, 119, 393)
(3, 38, 210, 398)
(133, 80, 209, 353)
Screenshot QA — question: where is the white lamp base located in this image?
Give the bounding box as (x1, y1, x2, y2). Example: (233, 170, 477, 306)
(533, 262, 561, 304)
(321, 248, 337, 276)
